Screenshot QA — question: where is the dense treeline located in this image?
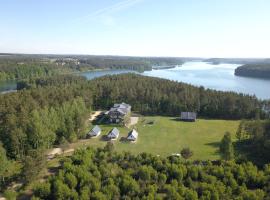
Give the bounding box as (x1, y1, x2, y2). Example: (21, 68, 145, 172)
(3, 97, 88, 158)
(79, 58, 152, 72)
(0, 88, 91, 159)
(235, 64, 270, 79)
(17, 74, 87, 89)
(235, 120, 270, 166)
(19, 74, 264, 119)
(31, 146, 270, 200)
(0, 82, 92, 190)
(1, 75, 94, 160)
(90, 74, 263, 119)
(0, 75, 86, 191)
(0, 61, 71, 81)
(78, 56, 187, 69)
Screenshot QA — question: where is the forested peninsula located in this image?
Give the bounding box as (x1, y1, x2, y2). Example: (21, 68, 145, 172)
(0, 54, 186, 81)
(235, 64, 270, 79)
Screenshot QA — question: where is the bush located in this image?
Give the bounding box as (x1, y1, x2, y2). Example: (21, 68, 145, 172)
(3, 190, 17, 200)
(181, 148, 193, 159)
(33, 182, 51, 199)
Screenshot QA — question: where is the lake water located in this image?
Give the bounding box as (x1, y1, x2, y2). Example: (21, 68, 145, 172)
(1, 62, 270, 99)
(143, 62, 270, 100)
(0, 80, 17, 94)
(80, 69, 135, 80)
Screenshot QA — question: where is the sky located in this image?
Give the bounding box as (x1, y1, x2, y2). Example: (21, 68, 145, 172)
(0, 0, 270, 58)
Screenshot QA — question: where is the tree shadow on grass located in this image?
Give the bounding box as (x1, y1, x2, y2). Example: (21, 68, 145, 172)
(205, 142, 220, 148)
(100, 135, 110, 141)
(120, 137, 129, 143)
(170, 118, 196, 123)
(205, 142, 220, 155)
(170, 118, 180, 122)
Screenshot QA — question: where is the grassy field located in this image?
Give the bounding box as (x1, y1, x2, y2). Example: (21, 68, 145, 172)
(73, 116, 239, 160)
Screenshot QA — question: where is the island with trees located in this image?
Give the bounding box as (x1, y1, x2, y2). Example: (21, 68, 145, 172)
(203, 58, 270, 79)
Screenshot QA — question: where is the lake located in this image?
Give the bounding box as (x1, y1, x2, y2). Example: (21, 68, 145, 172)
(79, 69, 135, 80)
(1, 62, 270, 99)
(142, 62, 270, 100)
(0, 80, 17, 94)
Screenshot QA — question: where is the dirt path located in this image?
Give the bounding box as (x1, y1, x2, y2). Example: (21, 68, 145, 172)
(46, 148, 63, 160)
(127, 117, 139, 128)
(89, 111, 102, 122)
(46, 111, 102, 160)
(63, 148, 75, 155)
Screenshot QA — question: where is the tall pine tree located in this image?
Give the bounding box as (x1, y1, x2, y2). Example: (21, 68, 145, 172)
(220, 132, 234, 160)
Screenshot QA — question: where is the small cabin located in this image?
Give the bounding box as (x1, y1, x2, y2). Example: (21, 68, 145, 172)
(88, 125, 101, 137)
(127, 129, 138, 141)
(180, 112, 197, 122)
(107, 127, 120, 140)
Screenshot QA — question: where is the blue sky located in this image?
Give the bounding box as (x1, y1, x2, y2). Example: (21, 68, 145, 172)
(0, 0, 269, 57)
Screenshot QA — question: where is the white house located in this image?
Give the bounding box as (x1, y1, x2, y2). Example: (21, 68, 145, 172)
(88, 125, 101, 137)
(127, 129, 138, 141)
(107, 127, 120, 140)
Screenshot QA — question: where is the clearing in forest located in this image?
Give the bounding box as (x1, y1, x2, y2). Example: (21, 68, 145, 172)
(79, 116, 239, 160)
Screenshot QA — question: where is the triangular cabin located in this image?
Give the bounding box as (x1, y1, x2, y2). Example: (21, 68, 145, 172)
(107, 127, 120, 140)
(88, 125, 101, 137)
(180, 112, 197, 122)
(127, 129, 138, 141)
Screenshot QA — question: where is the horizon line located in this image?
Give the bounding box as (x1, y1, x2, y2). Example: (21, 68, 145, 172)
(0, 52, 269, 60)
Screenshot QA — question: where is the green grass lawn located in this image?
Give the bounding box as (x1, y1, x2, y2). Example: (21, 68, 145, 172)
(77, 116, 239, 160)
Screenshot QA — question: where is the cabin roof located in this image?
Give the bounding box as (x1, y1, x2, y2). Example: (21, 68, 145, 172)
(180, 112, 197, 120)
(108, 127, 120, 137)
(91, 125, 101, 133)
(109, 102, 131, 115)
(128, 129, 138, 139)
(88, 125, 101, 136)
(114, 102, 131, 109)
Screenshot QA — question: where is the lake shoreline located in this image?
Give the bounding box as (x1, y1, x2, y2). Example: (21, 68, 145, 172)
(142, 62, 270, 100)
(1, 62, 270, 100)
(0, 68, 125, 94)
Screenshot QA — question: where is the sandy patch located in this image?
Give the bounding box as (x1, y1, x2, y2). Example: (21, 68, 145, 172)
(127, 117, 139, 127)
(46, 148, 63, 159)
(89, 111, 102, 121)
(64, 148, 75, 154)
